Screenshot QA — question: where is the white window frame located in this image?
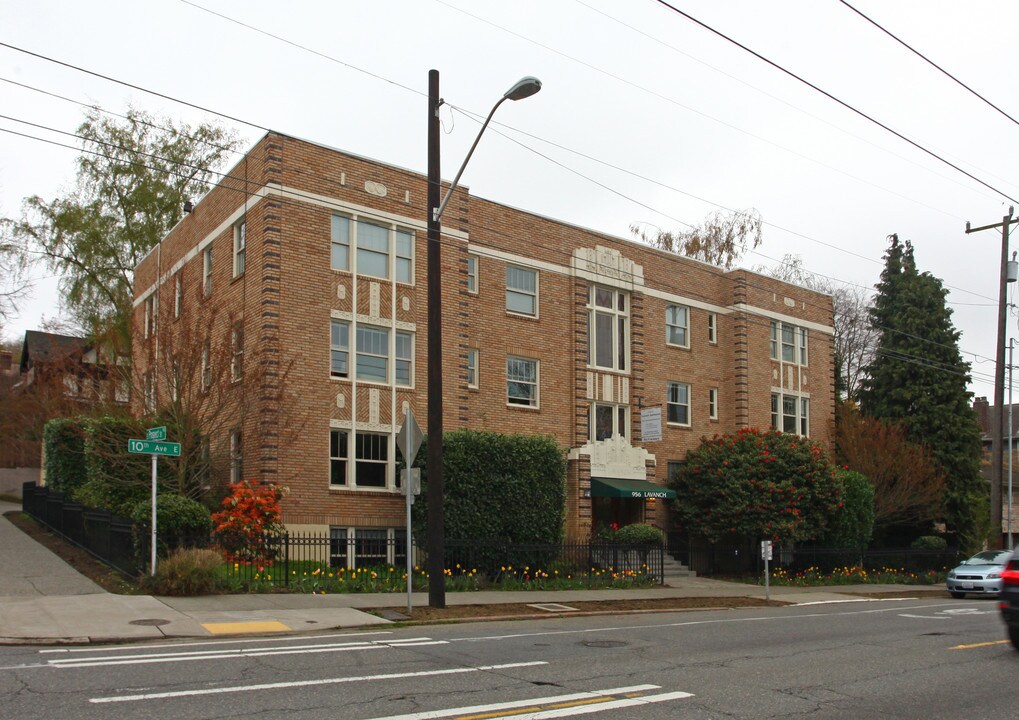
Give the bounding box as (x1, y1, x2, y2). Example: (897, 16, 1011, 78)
(331, 215, 350, 272)
(143, 296, 153, 339)
(329, 429, 348, 487)
(395, 228, 414, 284)
(331, 320, 349, 378)
(591, 401, 628, 442)
(506, 265, 538, 317)
(507, 356, 539, 408)
(708, 387, 718, 420)
(770, 321, 808, 366)
(395, 330, 413, 387)
(201, 338, 211, 391)
(333, 321, 414, 386)
(771, 391, 810, 436)
(467, 254, 479, 294)
(707, 312, 717, 344)
(587, 285, 629, 372)
(666, 305, 689, 348)
(329, 429, 393, 490)
(467, 348, 479, 388)
(230, 428, 242, 484)
(203, 246, 213, 297)
(666, 381, 691, 426)
(231, 322, 243, 382)
(174, 273, 182, 319)
(233, 219, 246, 278)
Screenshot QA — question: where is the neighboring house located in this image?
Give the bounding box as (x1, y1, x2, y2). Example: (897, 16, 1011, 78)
(132, 132, 835, 546)
(971, 396, 1019, 541)
(17, 330, 128, 404)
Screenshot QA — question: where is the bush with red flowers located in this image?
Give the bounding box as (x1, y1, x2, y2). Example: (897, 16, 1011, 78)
(671, 428, 841, 544)
(211, 480, 286, 562)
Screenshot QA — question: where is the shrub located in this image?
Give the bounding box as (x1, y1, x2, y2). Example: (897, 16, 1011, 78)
(132, 493, 212, 559)
(672, 427, 841, 544)
(819, 469, 875, 549)
(911, 535, 947, 551)
(614, 523, 664, 545)
(43, 417, 88, 494)
(141, 548, 226, 596)
(212, 480, 286, 562)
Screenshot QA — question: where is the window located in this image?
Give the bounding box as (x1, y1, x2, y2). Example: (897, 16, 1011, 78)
(330, 527, 403, 568)
(63, 374, 80, 397)
(467, 349, 479, 388)
(201, 338, 211, 390)
(467, 255, 478, 293)
(771, 392, 810, 436)
(203, 246, 213, 297)
(332, 321, 413, 385)
(709, 387, 718, 420)
(506, 266, 537, 316)
(331, 320, 349, 378)
(231, 322, 244, 382)
(587, 286, 628, 372)
(115, 372, 130, 404)
(666, 305, 689, 348)
(330, 429, 347, 486)
(395, 229, 413, 283)
(331, 215, 350, 271)
(355, 529, 388, 566)
(174, 273, 182, 319)
(770, 321, 808, 365)
(230, 429, 242, 483)
(666, 460, 686, 482)
(707, 312, 717, 344)
(143, 296, 153, 339)
(667, 381, 691, 426)
(143, 371, 155, 412)
(170, 357, 180, 402)
(233, 220, 246, 278)
(507, 356, 538, 407)
(591, 402, 628, 441)
(356, 221, 389, 279)
(354, 432, 388, 487)
(329, 527, 349, 567)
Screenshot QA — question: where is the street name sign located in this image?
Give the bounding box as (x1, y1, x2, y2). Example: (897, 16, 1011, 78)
(146, 426, 167, 441)
(128, 439, 181, 456)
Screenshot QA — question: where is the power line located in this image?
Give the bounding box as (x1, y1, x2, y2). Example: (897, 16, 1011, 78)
(838, 0, 1019, 131)
(650, 0, 1019, 205)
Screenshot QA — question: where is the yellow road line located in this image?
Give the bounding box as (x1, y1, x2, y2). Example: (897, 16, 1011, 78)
(201, 621, 290, 635)
(949, 640, 1009, 650)
(457, 695, 617, 720)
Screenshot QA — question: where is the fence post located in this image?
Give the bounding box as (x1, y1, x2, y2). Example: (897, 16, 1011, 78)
(659, 543, 664, 586)
(284, 532, 290, 588)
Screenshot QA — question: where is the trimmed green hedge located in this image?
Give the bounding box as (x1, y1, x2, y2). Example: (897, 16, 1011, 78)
(43, 418, 88, 494)
(820, 469, 875, 549)
(614, 523, 665, 545)
(413, 430, 567, 546)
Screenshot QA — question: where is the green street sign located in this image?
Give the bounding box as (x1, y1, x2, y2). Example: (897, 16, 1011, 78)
(146, 426, 167, 441)
(128, 439, 181, 457)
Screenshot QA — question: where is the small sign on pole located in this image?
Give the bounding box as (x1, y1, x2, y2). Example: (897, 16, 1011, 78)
(398, 408, 424, 615)
(146, 426, 167, 441)
(761, 540, 773, 600)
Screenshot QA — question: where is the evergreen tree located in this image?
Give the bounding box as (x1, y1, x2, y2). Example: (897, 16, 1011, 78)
(859, 235, 987, 550)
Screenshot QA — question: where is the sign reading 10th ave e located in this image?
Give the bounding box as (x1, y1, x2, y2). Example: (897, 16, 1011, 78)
(128, 439, 181, 456)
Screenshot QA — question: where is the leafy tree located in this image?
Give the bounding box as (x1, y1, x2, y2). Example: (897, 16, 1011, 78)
(631, 208, 763, 270)
(2, 108, 239, 346)
(0, 235, 29, 323)
(671, 428, 841, 544)
(834, 402, 944, 537)
(820, 468, 874, 549)
(858, 235, 987, 550)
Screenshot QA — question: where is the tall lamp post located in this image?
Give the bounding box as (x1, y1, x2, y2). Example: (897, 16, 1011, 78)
(426, 70, 542, 608)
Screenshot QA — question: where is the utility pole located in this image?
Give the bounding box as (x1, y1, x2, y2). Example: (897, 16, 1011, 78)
(965, 207, 1016, 547)
(426, 69, 445, 608)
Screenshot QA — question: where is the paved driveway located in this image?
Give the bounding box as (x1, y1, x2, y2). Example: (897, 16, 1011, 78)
(0, 500, 104, 596)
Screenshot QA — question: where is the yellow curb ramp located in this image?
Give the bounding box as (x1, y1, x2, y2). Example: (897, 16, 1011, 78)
(201, 621, 290, 635)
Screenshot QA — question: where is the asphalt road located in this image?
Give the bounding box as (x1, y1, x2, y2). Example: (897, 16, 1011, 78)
(0, 597, 1015, 720)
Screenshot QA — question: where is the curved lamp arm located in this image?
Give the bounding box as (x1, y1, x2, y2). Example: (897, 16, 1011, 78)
(434, 76, 541, 223)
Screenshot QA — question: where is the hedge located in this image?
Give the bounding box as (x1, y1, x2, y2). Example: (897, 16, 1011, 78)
(42, 417, 88, 494)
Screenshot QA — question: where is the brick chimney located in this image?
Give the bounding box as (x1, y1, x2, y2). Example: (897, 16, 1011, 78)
(973, 396, 990, 434)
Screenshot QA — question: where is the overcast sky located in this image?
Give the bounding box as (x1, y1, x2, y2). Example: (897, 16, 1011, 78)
(3, 0, 1018, 400)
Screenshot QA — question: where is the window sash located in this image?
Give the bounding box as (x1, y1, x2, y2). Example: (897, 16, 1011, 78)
(356, 221, 389, 279)
(506, 267, 537, 315)
(709, 388, 718, 419)
(507, 357, 537, 406)
(667, 382, 690, 425)
(203, 247, 213, 297)
(467, 255, 478, 293)
(174, 274, 182, 319)
(354, 432, 388, 488)
(395, 229, 413, 283)
(707, 313, 716, 343)
(666, 305, 688, 347)
(230, 430, 242, 484)
(330, 429, 348, 486)
(234, 221, 246, 277)
(356, 326, 389, 382)
(331, 215, 350, 271)
(467, 349, 478, 387)
(331, 320, 349, 378)
(771, 392, 809, 436)
(231, 324, 244, 381)
(395, 331, 412, 386)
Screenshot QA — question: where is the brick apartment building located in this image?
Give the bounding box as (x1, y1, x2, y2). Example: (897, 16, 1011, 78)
(132, 132, 834, 546)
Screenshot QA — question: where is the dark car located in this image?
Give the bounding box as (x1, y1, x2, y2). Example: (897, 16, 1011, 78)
(1001, 549, 1019, 650)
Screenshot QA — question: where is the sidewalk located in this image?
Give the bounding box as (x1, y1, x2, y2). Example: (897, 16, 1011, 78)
(0, 502, 947, 645)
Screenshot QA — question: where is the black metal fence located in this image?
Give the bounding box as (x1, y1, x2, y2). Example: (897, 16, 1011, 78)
(22, 482, 140, 575)
(21, 482, 664, 586)
(667, 531, 962, 577)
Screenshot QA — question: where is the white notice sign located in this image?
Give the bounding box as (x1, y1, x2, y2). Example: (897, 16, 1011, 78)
(640, 406, 662, 443)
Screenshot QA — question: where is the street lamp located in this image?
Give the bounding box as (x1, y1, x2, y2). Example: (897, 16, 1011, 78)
(426, 70, 542, 608)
